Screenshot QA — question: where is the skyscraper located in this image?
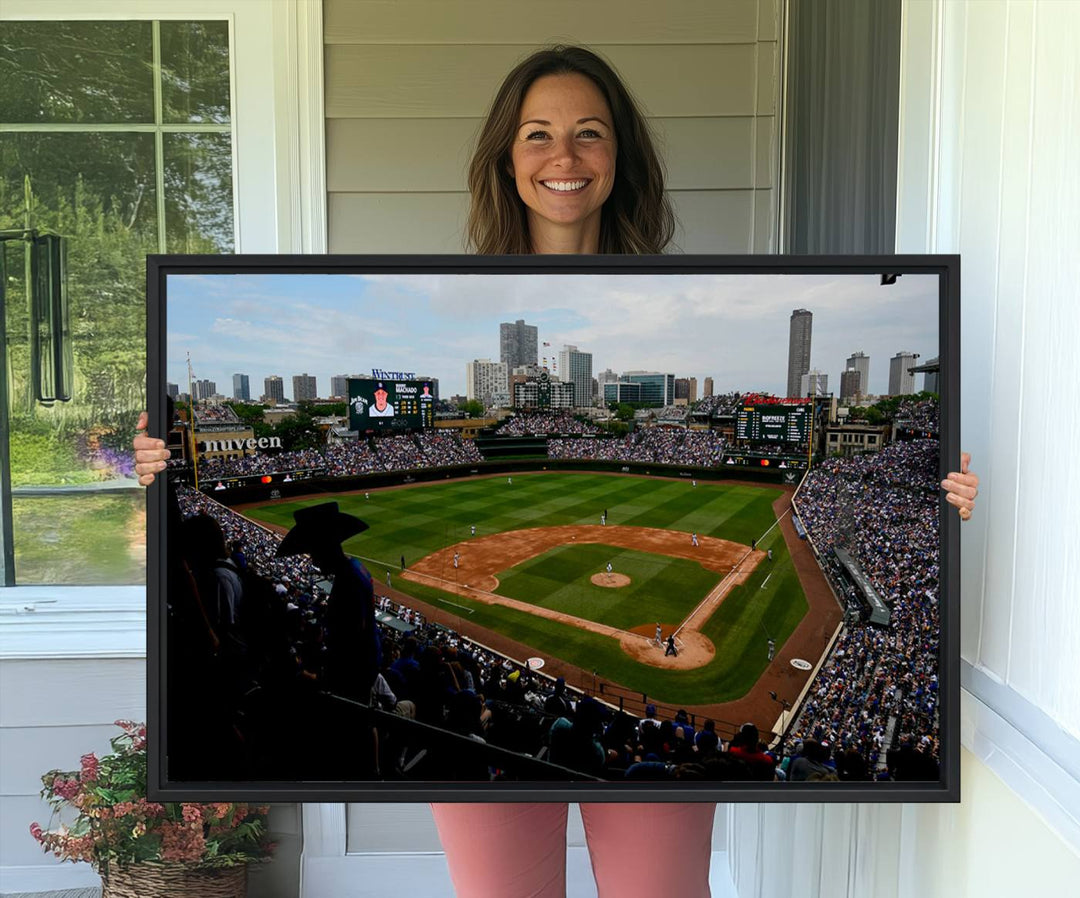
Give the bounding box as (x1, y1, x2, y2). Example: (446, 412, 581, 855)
(703, 377, 714, 398)
(888, 352, 919, 396)
(264, 375, 285, 404)
(292, 373, 317, 402)
(558, 345, 594, 409)
(846, 351, 870, 395)
(330, 375, 350, 399)
(466, 359, 509, 407)
(232, 373, 250, 401)
(674, 377, 698, 404)
(839, 368, 862, 401)
(500, 319, 539, 370)
(786, 309, 813, 398)
(192, 379, 217, 400)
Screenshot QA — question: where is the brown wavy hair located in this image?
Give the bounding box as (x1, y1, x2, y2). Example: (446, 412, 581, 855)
(466, 46, 675, 255)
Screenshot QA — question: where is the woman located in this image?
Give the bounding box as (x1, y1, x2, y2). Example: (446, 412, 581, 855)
(136, 45, 979, 898)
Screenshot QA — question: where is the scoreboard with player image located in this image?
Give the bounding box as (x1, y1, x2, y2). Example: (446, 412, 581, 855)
(348, 377, 437, 431)
(736, 404, 811, 443)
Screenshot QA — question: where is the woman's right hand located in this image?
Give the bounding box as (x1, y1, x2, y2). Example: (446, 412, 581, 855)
(134, 411, 169, 486)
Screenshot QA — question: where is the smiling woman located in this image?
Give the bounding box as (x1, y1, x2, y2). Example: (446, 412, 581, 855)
(466, 45, 674, 255)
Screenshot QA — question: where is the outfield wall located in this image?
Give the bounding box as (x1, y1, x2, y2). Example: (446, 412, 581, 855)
(206, 458, 799, 508)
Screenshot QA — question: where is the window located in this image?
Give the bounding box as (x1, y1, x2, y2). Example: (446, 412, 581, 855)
(1, 19, 234, 584)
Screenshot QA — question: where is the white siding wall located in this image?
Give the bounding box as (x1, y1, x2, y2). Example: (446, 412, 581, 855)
(730, 1, 1080, 895)
(324, 0, 782, 254)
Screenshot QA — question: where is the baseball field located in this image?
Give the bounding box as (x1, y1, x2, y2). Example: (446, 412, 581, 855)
(241, 472, 815, 709)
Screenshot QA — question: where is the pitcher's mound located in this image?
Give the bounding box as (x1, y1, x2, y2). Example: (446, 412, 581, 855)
(591, 572, 631, 588)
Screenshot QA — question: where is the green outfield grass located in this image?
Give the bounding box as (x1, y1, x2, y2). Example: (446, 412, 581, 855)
(242, 472, 808, 704)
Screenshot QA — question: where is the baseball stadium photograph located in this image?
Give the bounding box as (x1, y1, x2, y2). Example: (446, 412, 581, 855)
(156, 266, 946, 790)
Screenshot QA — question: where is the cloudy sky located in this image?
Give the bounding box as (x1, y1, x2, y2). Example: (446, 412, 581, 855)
(165, 271, 939, 400)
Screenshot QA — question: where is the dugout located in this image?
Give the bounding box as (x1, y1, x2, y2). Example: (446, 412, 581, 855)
(832, 546, 890, 626)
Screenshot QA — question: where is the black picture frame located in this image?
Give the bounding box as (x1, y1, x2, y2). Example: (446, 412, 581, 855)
(147, 253, 960, 803)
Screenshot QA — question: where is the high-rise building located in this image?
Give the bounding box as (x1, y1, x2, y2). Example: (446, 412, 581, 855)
(292, 373, 317, 402)
(558, 345, 594, 409)
(800, 370, 829, 397)
(621, 371, 675, 407)
(232, 373, 250, 401)
(786, 309, 813, 398)
(703, 377, 714, 398)
(264, 375, 285, 404)
(166, 382, 179, 398)
(674, 377, 698, 404)
(888, 352, 919, 396)
(846, 351, 870, 396)
(466, 359, 508, 407)
(330, 374, 354, 399)
(500, 319, 539, 372)
(839, 368, 862, 401)
(192, 379, 217, 400)
(922, 357, 940, 394)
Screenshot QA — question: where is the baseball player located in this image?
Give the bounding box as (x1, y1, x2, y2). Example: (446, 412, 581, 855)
(385, 570, 391, 588)
(655, 623, 663, 647)
(692, 479, 697, 487)
(601, 513, 606, 526)
(470, 524, 476, 536)
(691, 532, 699, 547)
(606, 561, 613, 576)
(767, 548, 773, 561)
(767, 638, 776, 661)
(453, 552, 460, 569)
(507, 476, 513, 485)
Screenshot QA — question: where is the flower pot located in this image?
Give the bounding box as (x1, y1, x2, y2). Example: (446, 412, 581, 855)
(101, 862, 247, 898)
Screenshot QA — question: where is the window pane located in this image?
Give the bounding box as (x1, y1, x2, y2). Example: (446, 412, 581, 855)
(160, 20, 232, 124)
(2, 132, 156, 584)
(11, 492, 145, 585)
(0, 21, 154, 124)
(164, 133, 235, 253)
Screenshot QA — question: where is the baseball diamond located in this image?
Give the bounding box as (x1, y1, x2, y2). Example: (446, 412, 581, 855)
(240, 471, 841, 726)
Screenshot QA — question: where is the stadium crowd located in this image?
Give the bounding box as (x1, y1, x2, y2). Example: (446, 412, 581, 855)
(193, 432, 482, 479)
(547, 428, 727, 467)
(787, 437, 941, 777)
(168, 479, 936, 783)
(496, 412, 598, 436)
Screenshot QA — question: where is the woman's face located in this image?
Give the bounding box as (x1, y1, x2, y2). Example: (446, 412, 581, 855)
(509, 73, 616, 243)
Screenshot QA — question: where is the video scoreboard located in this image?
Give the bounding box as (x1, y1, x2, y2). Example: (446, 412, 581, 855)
(736, 404, 810, 443)
(348, 378, 436, 431)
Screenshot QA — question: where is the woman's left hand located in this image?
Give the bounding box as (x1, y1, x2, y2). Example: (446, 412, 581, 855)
(941, 452, 979, 520)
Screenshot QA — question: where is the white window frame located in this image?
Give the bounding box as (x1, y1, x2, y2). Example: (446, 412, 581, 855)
(0, 0, 326, 656)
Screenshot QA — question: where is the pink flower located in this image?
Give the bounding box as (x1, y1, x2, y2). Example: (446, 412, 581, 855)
(159, 821, 206, 863)
(181, 804, 202, 824)
(79, 753, 99, 782)
(52, 778, 80, 801)
(29, 822, 44, 842)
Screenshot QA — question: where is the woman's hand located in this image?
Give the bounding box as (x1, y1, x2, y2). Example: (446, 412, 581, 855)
(941, 451, 979, 520)
(133, 411, 170, 486)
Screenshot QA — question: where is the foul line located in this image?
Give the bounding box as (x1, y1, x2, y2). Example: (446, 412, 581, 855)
(672, 508, 791, 640)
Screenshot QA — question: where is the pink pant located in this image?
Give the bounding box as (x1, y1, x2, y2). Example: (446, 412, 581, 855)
(431, 802, 716, 898)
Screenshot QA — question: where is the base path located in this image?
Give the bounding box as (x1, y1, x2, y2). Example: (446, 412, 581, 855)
(402, 524, 764, 671)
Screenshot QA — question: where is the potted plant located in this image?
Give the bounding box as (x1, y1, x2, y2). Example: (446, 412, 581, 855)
(30, 720, 274, 897)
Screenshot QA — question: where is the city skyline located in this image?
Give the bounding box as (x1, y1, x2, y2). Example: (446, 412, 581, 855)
(166, 272, 939, 402)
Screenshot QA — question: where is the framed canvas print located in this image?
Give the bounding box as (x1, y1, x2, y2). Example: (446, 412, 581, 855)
(147, 254, 960, 802)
